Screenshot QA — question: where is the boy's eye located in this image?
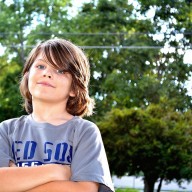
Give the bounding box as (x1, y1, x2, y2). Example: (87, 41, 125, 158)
(37, 65, 45, 70)
(56, 69, 65, 74)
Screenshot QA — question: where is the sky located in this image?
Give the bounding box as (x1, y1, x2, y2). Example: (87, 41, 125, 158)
(70, 0, 91, 16)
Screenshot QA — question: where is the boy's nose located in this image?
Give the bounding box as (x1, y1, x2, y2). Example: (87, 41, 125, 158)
(43, 74, 51, 78)
(43, 68, 53, 79)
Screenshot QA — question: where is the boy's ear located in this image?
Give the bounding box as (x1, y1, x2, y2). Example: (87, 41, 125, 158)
(24, 72, 29, 77)
(69, 90, 75, 97)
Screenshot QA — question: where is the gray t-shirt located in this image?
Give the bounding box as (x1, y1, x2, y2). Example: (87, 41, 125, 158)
(0, 115, 114, 192)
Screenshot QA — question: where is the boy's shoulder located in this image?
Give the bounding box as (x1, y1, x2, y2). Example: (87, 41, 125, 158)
(73, 116, 96, 126)
(0, 115, 29, 130)
(72, 117, 101, 137)
(1, 115, 28, 124)
(73, 117, 98, 130)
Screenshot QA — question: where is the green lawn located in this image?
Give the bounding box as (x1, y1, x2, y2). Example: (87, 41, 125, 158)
(115, 188, 140, 192)
(116, 189, 183, 192)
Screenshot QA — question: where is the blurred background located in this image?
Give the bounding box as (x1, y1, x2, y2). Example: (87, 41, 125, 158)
(0, 0, 191, 191)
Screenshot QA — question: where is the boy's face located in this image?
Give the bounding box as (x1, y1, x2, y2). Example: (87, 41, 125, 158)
(28, 53, 75, 105)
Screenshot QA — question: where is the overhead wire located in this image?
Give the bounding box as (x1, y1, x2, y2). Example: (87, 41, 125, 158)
(0, 32, 191, 49)
(0, 32, 191, 36)
(1, 45, 188, 49)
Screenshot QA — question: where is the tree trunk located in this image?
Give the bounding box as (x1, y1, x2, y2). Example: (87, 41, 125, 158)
(157, 177, 164, 192)
(144, 177, 156, 192)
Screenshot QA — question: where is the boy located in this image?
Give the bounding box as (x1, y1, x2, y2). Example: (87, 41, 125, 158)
(0, 38, 114, 192)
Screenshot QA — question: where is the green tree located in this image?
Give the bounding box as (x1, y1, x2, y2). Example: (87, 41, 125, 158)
(73, 0, 160, 118)
(0, 55, 24, 121)
(99, 104, 192, 192)
(72, 0, 192, 122)
(137, 0, 192, 110)
(0, 0, 71, 63)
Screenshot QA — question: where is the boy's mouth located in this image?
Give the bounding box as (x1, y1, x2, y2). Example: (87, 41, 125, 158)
(37, 81, 55, 88)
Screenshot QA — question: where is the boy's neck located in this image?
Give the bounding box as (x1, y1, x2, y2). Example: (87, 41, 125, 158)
(31, 101, 74, 126)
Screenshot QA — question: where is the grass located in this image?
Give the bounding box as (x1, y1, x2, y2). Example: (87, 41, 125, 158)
(115, 188, 140, 192)
(115, 189, 186, 192)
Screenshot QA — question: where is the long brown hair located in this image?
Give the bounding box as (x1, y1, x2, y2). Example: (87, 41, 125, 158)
(19, 38, 94, 117)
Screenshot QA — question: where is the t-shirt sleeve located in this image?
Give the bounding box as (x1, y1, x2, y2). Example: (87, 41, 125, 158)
(0, 122, 14, 167)
(71, 123, 114, 192)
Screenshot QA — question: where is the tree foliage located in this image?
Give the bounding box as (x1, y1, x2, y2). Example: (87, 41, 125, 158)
(0, 54, 24, 121)
(99, 104, 192, 192)
(71, 0, 192, 120)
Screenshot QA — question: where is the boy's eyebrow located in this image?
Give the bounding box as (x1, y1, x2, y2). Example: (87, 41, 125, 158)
(34, 58, 52, 66)
(34, 58, 47, 63)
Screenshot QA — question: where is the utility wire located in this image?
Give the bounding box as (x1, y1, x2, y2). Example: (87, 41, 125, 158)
(0, 32, 191, 36)
(81, 45, 169, 49)
(1, 45, 188, 49)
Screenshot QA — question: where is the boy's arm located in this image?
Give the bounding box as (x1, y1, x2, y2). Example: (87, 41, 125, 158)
(26, 180, 99, 192)
(0, 164, 70, 192)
